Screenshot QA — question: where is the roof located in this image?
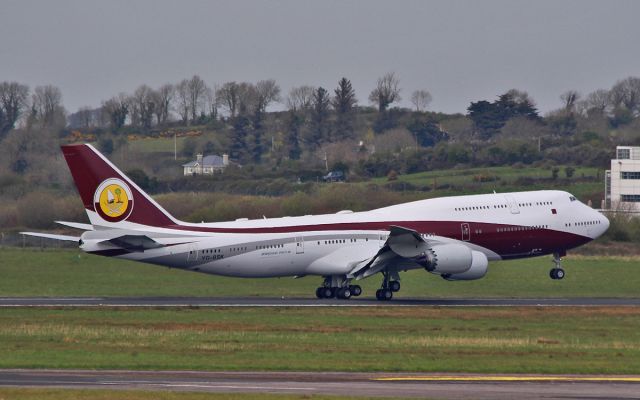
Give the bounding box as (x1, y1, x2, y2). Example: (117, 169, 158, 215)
(182, 155, 226, 167)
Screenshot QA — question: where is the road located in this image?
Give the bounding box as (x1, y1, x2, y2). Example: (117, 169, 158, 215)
(2, 296, 640, 307)
(1, 370, 639, 399)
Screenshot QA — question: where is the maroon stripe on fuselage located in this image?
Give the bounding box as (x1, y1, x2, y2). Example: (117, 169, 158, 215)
(165, 220, 591, 259)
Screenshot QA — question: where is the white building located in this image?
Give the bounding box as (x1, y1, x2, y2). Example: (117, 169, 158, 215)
(182, 154, 230, 176)
(605, 146, 640, 210)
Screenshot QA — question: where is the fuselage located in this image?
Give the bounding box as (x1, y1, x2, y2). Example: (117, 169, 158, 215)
(83, 190, 609, 278)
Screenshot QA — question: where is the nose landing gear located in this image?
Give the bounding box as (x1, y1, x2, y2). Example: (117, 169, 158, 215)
(549, 252, 565, 280)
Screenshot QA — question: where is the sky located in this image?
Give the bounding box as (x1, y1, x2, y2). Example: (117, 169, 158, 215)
(1, 0, 640, 115)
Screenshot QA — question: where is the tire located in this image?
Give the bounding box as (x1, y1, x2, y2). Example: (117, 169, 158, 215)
(322, 287, 334, 298)
(375, 289, 383, 301)
(315, 287, 324, 299)
(349, 285, 362, 297)
(337, 288, 352, 300)
(382, 289, 393, 300)
(389, 281, 401, 292)
(549, 268, 557, 280)
(555, 268, 565, 280)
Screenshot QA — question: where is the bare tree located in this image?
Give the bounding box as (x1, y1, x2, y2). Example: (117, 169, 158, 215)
(410, 89, 432, 111)
(560, 90, 581, 112)
(152, 83, 174, 125)
(32, 85, 65, 126)
(580, 89, 610, 115)
(236, 82, 258, 116)
(609, 76, 640, 113)
(187, 75, 207, 122)
(0, 81, 29, 135)
(68, 106, 96, 128)
(129, 84, 155, 129)
(369, 72, 401, 112)
(254, 79, 281, 113)
(204, 85, 219, 120)
(101, 93, 129, 130)
(175, 79, 190, 124)
(286, 86, 315, 111)
(216, 81, 241, 118)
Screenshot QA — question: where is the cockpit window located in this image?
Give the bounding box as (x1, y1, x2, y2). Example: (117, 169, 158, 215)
(569, 196, 576, 202)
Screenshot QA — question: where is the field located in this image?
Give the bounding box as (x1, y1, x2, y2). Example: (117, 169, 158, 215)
(1, 248, 639, 378)
(1, 306, 639, 374)
(368, 165, 602, 200)
(0, 389, 372, 400)
(0, 248, 638, 298)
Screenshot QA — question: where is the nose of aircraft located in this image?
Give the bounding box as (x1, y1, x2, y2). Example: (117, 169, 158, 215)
(596, 211, 610, 238)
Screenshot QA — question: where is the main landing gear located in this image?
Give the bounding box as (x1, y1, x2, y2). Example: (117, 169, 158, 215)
(375, 270, 401, 301)
(549, 252, 565, 280)
(315, 276, 362, 300)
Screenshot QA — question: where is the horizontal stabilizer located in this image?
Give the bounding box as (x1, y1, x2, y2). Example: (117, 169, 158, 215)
(100, 235, 165, 252)
(20, 232, 81, 242)
(55, 221, 94, 231)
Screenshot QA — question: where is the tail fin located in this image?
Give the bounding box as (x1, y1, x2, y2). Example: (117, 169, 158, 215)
(61, 144, 178, 228)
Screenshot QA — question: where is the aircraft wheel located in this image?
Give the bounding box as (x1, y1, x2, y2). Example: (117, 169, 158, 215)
(555, 268, 565, 280)
(315, 287, 324, 299)
(321, 287, 335, 298)
(376, 288, 393, 301)
(337, 287, 352, 300)
(389, 281, 401, 292)
(349, 285, 362, 297)
(549, 269, 557, 280)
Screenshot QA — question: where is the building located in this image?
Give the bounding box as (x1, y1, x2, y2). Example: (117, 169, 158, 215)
(182, 154, 230, 176)
(605, 146, 640, 210)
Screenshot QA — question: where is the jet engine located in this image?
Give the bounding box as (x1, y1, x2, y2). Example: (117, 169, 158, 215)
(422, 243, 473, 274)
(441, 250, 488, 281)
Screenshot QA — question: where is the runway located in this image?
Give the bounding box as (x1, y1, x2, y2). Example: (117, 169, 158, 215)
(1, 296, 640, 307)
(1, 370, 639, 399)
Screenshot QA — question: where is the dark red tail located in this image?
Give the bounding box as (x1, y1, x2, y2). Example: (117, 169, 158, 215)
(61, 144, 177, 227)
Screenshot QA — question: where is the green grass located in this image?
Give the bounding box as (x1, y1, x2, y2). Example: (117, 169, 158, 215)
(0, 248, 638, 298)
(1, 306, 639, 374)
(0, 389, 390, 400)
(367, 165, 602, 200)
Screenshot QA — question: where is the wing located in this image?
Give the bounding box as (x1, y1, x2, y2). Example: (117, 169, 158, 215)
(20, 232, 81, 242)
(99, 235, 166, 252)
(349, 225, 433, 280)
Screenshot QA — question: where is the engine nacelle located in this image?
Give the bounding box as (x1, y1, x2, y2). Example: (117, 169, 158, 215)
(423, 243, 473, 275)
(442, 251, 488, 281)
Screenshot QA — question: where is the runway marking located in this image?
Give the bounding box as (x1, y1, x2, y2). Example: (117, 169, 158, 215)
(375, 376, 640, 383)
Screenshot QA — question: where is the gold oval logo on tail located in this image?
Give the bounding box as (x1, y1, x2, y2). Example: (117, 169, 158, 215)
(93, 179, 133, 222)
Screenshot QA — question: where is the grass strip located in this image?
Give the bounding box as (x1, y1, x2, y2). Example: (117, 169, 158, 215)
(0, 306, 639, 374)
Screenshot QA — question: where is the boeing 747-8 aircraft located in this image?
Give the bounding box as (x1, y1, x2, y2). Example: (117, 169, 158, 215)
(22, 144, 609, 300)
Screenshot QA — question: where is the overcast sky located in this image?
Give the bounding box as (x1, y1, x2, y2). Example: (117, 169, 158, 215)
(1, 0, 639, 115)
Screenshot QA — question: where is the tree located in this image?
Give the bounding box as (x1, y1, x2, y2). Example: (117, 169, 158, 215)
(152, 83, 174, 125)
(410, 89, 432, 111)
(467, 89, 539, 138)
(580, 89, 609, 116)
(204, 85, 219, 120)
(332, 77, 357, 114)
(101, 94, 129, 131)
(0, 81, 29, 135)
(254, 79, 281, 114)
(332, 78, 357, 140)
(175, 79, 190, 124)
(286, 86, 315, 111)
(609, 76, 640, 113)
(31, 85, 65, 127)
(368, 72, 401, 112)
(129, 84, 155, 129)
(216, 81, 241, 118)
(309, 87, 331, 146)
(187, 75, 207, 123)
(560, 90, 581, 113)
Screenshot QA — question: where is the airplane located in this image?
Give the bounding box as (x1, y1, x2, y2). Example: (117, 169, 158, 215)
(22, 144, 610, 301)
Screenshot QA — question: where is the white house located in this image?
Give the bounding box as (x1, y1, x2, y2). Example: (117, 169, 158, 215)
(182, 154, 230, 176)
(605, 146, 640, 210)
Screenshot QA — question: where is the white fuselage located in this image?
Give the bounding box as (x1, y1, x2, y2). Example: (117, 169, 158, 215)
(81, 190, 609, 278)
